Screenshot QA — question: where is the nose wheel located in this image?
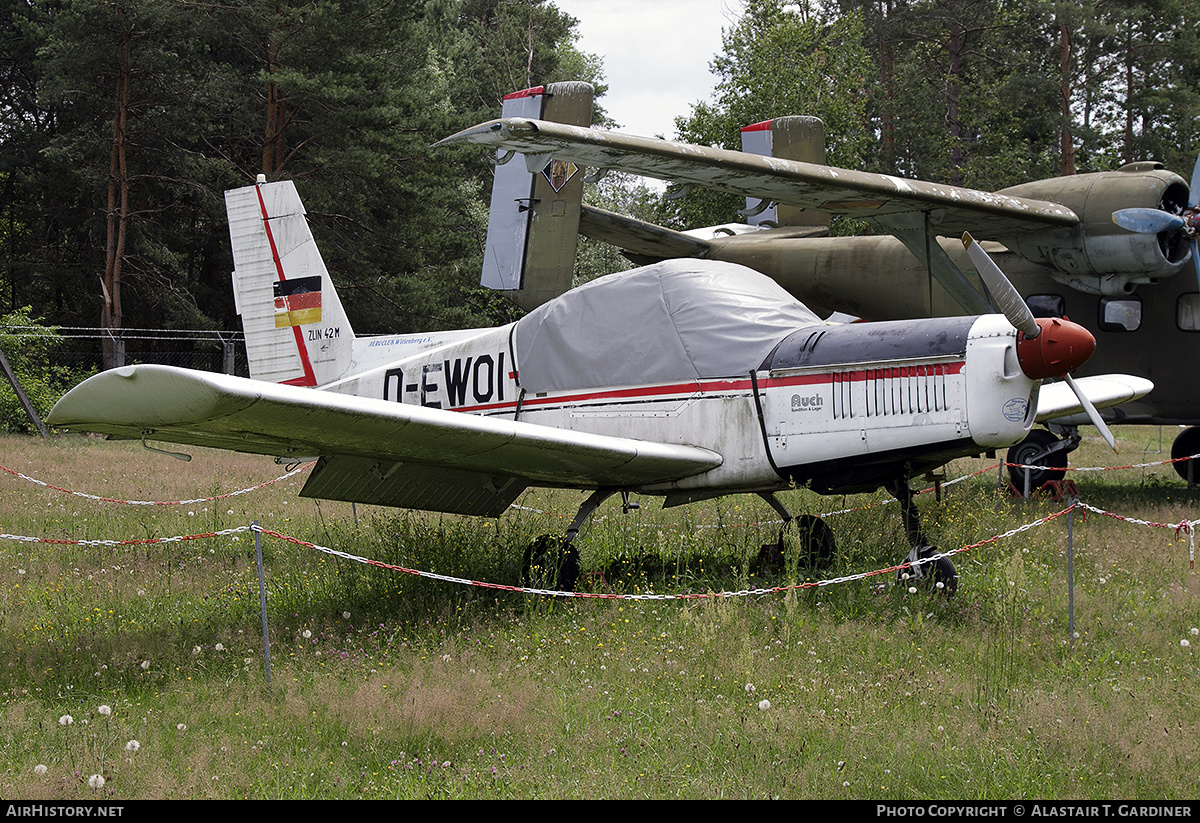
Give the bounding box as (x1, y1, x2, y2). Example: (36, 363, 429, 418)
(1007, 428, 1071, 496)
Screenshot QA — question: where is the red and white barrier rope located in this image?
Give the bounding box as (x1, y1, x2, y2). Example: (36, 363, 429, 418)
(0, 462, 313, 506)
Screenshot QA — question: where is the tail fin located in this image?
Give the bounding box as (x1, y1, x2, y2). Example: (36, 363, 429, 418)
(225, 180, 354, 386)
(481, 82, 593, 311)
(740, 117, 829, 230)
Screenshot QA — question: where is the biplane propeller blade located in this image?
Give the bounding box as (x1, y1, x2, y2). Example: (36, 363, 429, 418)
(1112, 152, 1200, 294)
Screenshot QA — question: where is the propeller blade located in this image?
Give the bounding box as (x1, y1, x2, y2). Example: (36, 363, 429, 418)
(962, 233, 1039, 338)
(1111, 207, 1186, 234)
(1063, 372, 1117, 451)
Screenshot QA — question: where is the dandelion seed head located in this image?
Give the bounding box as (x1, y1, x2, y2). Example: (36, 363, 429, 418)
(177, 723, 187, 731)
(745, 683, 756, 693)
(97, 705, 111, 716)
(1182, 639, 1191, 648)
(88, 774, 104, 789)
(758, 699, 771, 711)
(59, 715, 72, 726)
(34, 765, 47, 776)
(125, 740, 140, 752)
(908, 586, 917, 594)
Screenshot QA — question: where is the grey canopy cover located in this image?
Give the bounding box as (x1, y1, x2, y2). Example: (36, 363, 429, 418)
(513, 259, 824, 393)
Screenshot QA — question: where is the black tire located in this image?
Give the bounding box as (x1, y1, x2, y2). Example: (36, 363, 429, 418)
(521, 535, 581, 591)
(1007, 429, 1067, 495)
(755, 514, 836, 574)
(1171, 426, 1200, 483)
(902, 546, 958, 595)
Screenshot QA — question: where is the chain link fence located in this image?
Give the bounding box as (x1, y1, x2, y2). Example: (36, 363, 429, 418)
(6, 327, 249, 378)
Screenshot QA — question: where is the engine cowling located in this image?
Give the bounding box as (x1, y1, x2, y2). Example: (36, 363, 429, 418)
(999, 164, 1190, 292)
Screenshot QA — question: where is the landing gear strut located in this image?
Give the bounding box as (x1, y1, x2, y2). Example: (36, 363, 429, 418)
(521, 488, 616, 591)
(885, 478, 957, 594)
(753, 492, 835, 574)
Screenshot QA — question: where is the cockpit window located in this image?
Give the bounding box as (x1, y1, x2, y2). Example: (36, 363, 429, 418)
(1026, 294, 1065, 319)
(1177, 294, 1200, 331)
(1098, 297, 1142, 332)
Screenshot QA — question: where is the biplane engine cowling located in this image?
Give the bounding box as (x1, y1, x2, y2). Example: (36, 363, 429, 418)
(999, 165, 1191, 292)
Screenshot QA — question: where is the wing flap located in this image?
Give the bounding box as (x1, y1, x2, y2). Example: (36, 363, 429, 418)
(436, 119, 1080, 238)
(47, 366, 723, 503)
(1035, 374, 1154, 423)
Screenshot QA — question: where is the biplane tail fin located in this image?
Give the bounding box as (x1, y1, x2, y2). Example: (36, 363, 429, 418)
(481, 82, 593, 311)
(739, 116, 829, 230)
(225, 179, 354, 387)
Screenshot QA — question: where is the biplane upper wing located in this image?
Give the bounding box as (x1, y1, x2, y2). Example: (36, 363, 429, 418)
(435, 118, 1081, 238)
(46, 365, 722, 517)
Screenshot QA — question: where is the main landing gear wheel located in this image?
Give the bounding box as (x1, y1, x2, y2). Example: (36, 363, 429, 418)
(521, 535, 581, 592)
(756, 514, 836, 574)
(899, 545, 958, 595)
(885, 477, 956, 596)
(1171, 426, 1200, 484)
(1007, 429, 1068, 495)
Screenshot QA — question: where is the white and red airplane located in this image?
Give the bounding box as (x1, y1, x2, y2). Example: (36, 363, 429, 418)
(48, 178, 1151, 590)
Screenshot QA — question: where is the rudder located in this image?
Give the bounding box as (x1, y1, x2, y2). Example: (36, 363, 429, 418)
(226, 180, 354, 386)
(481, 82, 593, 311)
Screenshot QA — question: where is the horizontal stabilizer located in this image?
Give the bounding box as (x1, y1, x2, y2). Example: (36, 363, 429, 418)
(579, 205, 713, 261)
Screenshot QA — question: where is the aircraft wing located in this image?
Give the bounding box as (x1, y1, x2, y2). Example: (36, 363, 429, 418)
(46, 365, 723, 517)
(1034, 374, 1155, 424)
(436, 118, 1080, 238)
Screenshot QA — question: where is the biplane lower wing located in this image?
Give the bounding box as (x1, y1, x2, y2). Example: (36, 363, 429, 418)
(46, 365, 722, 517)
(1034, 374, 1156, 424)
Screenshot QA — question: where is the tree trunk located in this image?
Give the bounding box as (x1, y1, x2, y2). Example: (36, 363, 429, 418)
(1058, 8, 1076, 176)
(101, 24, 131, 371)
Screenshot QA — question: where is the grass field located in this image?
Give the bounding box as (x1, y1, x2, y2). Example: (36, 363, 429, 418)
(2, 426, 1199, 799)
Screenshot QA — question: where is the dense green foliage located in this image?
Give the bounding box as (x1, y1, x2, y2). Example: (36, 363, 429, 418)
(0, 0, 600, 340)
(4, 0, 1200, 340)
(0, 307, 92, 432)
(668, 0, 1200, 229)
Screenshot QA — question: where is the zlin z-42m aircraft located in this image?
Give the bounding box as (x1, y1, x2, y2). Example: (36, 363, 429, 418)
(48, 176, 1150, 592)
(444, 82, 1200, 495)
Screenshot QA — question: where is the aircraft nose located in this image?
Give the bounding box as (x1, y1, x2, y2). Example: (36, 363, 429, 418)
(1015, 317, 1096, 380)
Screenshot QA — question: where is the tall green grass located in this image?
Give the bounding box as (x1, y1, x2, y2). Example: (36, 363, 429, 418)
(2, 429, 1199, 798)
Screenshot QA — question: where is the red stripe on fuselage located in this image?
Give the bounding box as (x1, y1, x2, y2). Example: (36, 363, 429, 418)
(444, 362, 964, 415)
